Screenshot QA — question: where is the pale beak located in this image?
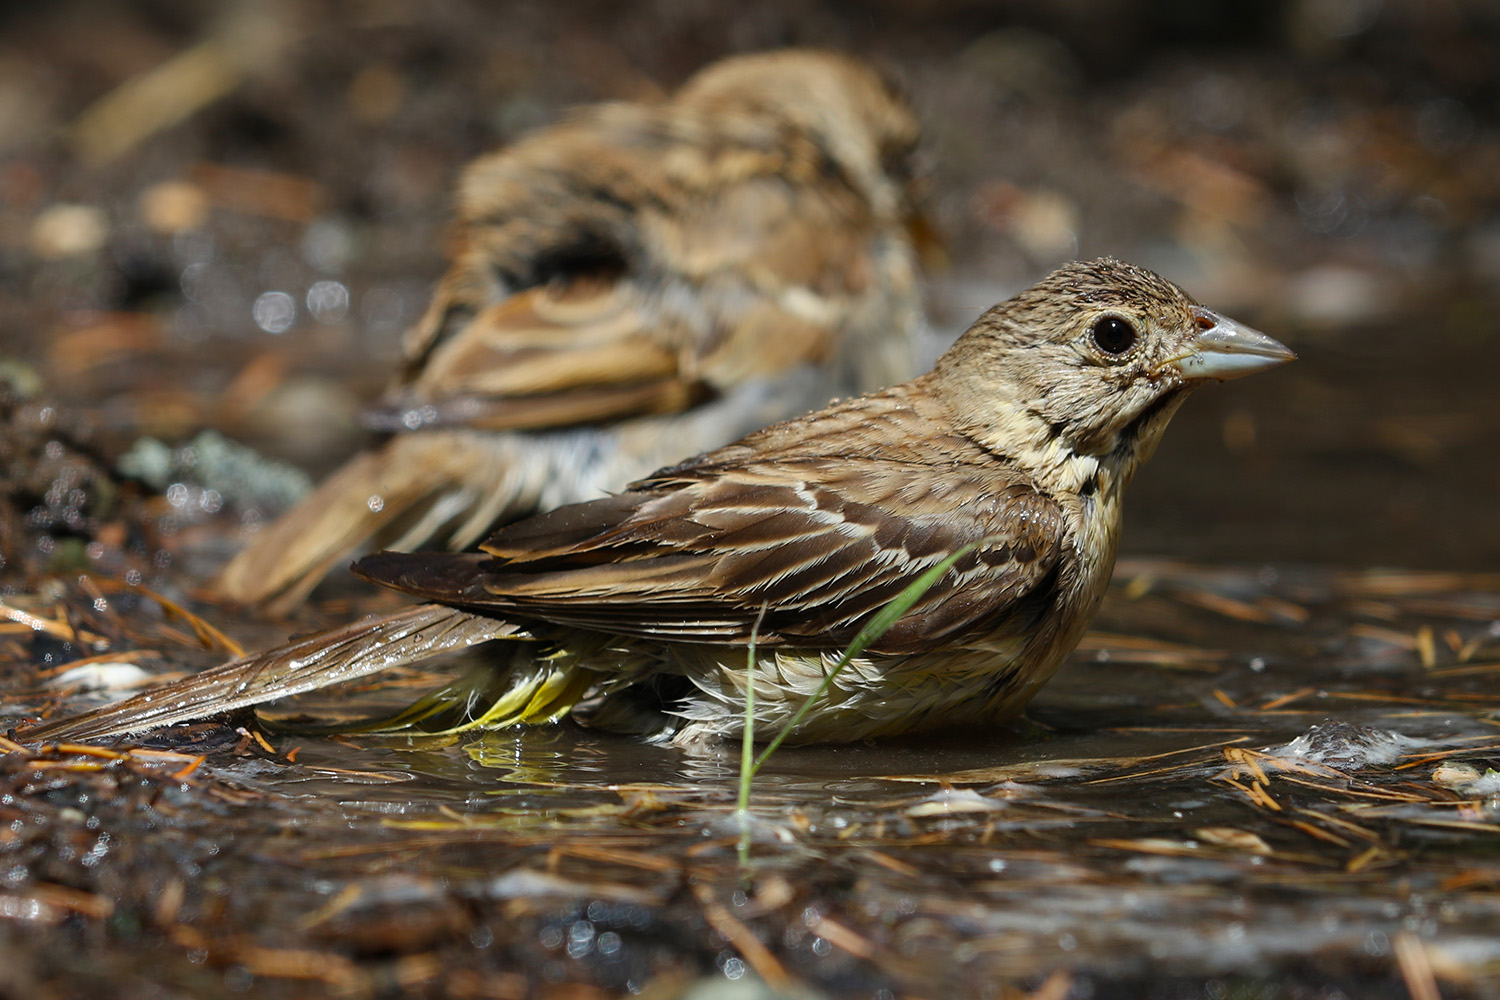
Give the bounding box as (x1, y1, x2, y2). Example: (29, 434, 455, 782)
(1173, 307, 1296, 381)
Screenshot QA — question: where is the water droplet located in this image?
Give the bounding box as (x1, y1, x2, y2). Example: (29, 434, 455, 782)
(306, 280, 350, 323)
(253, 291, 296, 334)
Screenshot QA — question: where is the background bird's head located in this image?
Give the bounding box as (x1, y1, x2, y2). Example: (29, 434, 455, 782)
(935, 258, 1293, 487)
(675, 49, 921, 220)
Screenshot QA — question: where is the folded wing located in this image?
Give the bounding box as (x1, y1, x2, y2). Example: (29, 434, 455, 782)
(358, 454, 1066, 656)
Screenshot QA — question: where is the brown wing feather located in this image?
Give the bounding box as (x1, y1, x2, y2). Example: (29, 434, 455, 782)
(355, 456, 1066, 656)
(381, 276, 696, 433)
(391, 97, 895, 422)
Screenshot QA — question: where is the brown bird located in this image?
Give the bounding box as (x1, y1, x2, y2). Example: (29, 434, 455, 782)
(215, 49, 927, 614)
(24, 259, 1293, 747)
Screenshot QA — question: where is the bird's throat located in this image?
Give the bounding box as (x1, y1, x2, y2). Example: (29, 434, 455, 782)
(1109, 386, 1193, 487)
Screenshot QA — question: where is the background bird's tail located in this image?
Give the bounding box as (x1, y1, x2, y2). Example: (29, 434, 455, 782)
(213, 431, 543, 614)
(18, 603, 513, 743)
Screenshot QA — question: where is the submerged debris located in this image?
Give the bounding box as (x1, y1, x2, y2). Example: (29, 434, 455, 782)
(3, 556, 1500, 996)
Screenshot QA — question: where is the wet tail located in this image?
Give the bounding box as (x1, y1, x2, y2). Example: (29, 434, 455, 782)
(18, 603, 513, 743)
(213, 431, 537, 615)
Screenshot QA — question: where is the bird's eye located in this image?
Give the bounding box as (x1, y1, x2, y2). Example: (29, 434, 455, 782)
(1090, 316, 1138, 357)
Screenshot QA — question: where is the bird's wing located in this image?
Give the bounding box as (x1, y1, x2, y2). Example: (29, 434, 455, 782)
(379, 103, 899, 430)
(356, 455, 1067, 656)
(369, 271, 698, 433)
(212, 370, 851, 613)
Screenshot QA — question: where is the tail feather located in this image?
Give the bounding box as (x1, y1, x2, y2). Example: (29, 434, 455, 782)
(18, 604, 512, 743)
(213, 432, 536, 614)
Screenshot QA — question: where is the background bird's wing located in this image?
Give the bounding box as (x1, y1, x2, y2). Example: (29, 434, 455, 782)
(370, 270, 697, 433)
(383, 102, 900, 426)
(356, 456, 1067, 655)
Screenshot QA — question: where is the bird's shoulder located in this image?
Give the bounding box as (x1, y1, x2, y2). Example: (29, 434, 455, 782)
(453, 98, 861, 234)
(450, 98, 891, 306)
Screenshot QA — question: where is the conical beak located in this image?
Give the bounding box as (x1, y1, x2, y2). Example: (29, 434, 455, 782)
(1174, 307, 1296, 381)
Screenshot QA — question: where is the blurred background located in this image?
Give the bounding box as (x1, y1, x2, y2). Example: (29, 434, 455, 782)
(3, 9, 1500, 996)
(2, 0, 1498, 577)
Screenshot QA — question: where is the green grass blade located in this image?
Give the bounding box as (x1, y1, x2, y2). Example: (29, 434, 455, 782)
(737, 603, 769, 866)
(749, 542, 977, 775)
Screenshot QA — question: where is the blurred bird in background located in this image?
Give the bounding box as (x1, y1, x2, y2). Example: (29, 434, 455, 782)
(214, 49, 929, 614)
(26, 259, 1294, 747)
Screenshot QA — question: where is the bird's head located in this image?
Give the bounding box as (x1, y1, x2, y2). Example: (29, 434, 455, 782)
(934, 258, 1294, 483)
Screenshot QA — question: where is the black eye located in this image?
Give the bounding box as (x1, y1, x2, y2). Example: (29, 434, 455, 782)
(1090, 316, 1137, 356)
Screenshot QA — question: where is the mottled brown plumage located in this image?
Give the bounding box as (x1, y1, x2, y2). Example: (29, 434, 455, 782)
(24, 259, 1293, 747)
(216, 49, 925, 613)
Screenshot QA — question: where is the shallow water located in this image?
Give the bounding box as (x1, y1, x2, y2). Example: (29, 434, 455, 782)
(8, 554, 1499, 998)
(1123, 298, 1500, 573)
